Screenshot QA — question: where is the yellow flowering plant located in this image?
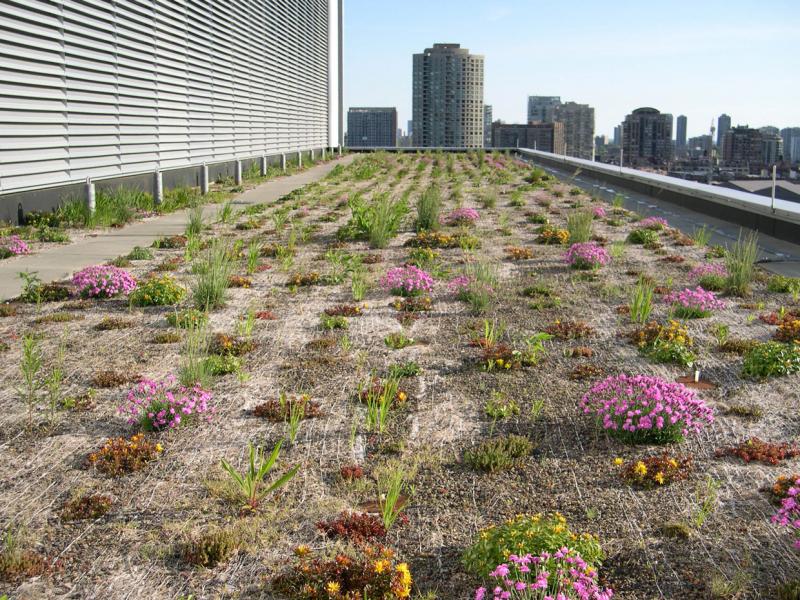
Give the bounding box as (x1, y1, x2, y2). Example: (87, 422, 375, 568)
(272, 545, 413, 599)
(618, 453, 693, 489)
(630, 320, 696, 367)
(462, 513, 603, 577)
(129, 274, 186, 307)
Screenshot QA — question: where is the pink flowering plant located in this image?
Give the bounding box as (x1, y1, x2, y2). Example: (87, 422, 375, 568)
(636, 216, 668, 230)
(380, 265, 434, 296)
(119, 375, 214, 431)
(663, 286, 725, 318)
(72, 265, 137, 298)
(0, 235, 30, 259)
(688, 263, 728, 291)
(442, 207, 480, 227)
(592, 206, 607, 219)
(772, 478, 800, 550)
(565, 242, 610, 270)
(448, 275, 473, 295)
(580, 374, 714, 444)
(475, 548, 614, 600)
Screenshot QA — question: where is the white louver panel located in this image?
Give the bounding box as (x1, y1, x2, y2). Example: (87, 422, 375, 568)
(0, 0, 336, 193)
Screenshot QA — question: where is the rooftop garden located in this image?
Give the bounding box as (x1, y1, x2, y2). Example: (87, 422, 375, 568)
(0, 150, 799, 599)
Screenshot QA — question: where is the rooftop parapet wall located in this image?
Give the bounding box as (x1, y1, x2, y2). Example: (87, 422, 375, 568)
(515, 148, 800, 245)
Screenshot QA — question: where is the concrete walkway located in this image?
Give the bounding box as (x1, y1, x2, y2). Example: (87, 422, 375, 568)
(0, 155, 354, 300)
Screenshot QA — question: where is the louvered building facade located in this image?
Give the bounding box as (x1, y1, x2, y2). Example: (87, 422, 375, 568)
(0, 0, 343, 218)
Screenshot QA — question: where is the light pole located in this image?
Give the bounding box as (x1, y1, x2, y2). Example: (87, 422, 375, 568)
(771, 164, 777, 214)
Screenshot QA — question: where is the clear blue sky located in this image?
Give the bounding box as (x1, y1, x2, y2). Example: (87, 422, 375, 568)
(344, 0, 800, 138)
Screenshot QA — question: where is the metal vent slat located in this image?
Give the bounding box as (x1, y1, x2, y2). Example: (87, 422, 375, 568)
(0, 0, 340, 193)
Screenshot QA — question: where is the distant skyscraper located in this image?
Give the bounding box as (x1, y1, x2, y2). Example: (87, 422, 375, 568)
(407, 120, 413, 136)
(621, 107, 674, 166)
(491, 122, 564, 153)
(553, 102, 594, 159)
(761, 133, 784, 164)
(676, 115, 687, 148)
(484, 105, 493, 148)
(347, 107, 398, 147)
(412, 43, 484, 147)
(613, 125, 621, 145)
(527, 96, 561, 123)
(781, 127, 800, 163)
(717, 114, 731, 147)
(687, 135, 712, 159)
(722, 126, 763, 171)
(759, 126, 780, 136)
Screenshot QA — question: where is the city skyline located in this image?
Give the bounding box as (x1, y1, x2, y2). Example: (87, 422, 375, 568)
(344, 0, 799, 138)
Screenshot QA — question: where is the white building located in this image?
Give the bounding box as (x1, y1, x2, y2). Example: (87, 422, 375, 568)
(0, 0, 343, 219)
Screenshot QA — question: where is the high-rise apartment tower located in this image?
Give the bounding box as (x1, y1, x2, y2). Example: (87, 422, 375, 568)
(412, 43, 484, 147)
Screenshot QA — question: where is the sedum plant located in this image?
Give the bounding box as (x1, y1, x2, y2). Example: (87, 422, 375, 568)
(463, 513, 603, 577)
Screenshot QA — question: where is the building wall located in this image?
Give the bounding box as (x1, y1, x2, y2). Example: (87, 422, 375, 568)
(412, 44, 484, 148)
(554, 102, 594, 160)
(717, 114, 731, 148)
(491, 122, 563, 154)
(722, 127, 763, 171)
(0, 0, 341, 196)
(676, 115, 687, 149)
(622, 107, 674, 166)
(347, 108, 397, 147)
(483, 104, 492, 148)
(527, 96, 560, 124)
(781, 128, 800, 164)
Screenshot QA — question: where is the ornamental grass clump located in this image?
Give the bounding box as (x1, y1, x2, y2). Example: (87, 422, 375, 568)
(565, 242, 610, 270)
(0, 235, 30, 258)
(441, 207, 479, 227)
(379, 265, 434, 296)
(724, 230, 759, 296)
(72, 265, 136, 298)
(663, 286, 725, 318)
(192, 240, 234, 310)
(415, 185, 441, 231)
(463, 513, 603, 577)
(475, 548, 614, 600)
(119, 375, 214, 431)
(566, 209, 594, 243)
(772, 478, 800, 550)
(580, 374, 713, 444)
